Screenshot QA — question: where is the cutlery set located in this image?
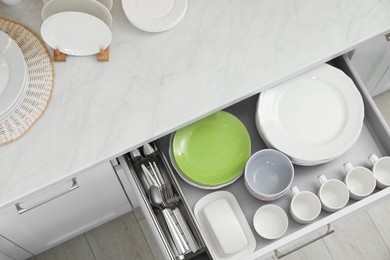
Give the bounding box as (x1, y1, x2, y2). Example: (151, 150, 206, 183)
(130, 143, 199, 258)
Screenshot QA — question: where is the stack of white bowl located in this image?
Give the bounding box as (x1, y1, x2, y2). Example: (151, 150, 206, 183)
(40, 0, 113, 56)
(255, 64, 365, 166)
(0, 31, 29, 122)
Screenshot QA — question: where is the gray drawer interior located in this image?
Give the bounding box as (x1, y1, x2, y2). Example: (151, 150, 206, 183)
(156, 55, 390, 258)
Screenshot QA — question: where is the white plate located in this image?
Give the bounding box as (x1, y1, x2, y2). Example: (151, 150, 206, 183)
(256, 64, 364, 165)
(41, 0, 113, 27)
(43, 0, 113, 10)
(0, 64, 29, 122)
(96, 0, 113, 11)
(0, 31, 28, 120)
(0, 52, 10, 97)
(41, 12, 112, 56)
(122, 0, 188, 32)
(255, 117, 342, 166)
(194, 191, 256, 260)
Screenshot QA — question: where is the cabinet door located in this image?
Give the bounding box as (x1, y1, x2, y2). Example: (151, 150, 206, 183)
(0, 161, 131, 255)
(0, 235, 32, 260)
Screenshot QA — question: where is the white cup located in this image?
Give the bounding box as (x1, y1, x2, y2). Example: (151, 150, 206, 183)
(344, 162, 376, 200)
(369, 154, 390, 189)
(318, 175, 349, 212)
(290, 186, 321, 224)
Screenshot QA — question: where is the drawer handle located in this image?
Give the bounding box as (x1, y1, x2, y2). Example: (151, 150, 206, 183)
(15, 178, 79, 215)
(274, 223, 335, 259)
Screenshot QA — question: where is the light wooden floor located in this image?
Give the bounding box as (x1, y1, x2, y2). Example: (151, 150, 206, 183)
(31, 91, 390, 260)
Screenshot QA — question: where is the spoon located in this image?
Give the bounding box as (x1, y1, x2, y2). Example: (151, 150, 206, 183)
(129, 148, 142, 161)
(149, 185, 189, 254)
(143, 143, 155, 157)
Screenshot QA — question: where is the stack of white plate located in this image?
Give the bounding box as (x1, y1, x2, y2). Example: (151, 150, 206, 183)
(0, 31, 29, 122)
(255, 64, 365, 166)
(122, 0, 188, 33)
(40, 0, 113, 56)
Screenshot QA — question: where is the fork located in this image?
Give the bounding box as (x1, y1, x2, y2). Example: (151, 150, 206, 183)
(152, 163, 199, 253)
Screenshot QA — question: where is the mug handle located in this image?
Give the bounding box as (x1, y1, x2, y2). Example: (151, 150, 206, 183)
(344, 162, 354, 173)
(369, 154, 379, 166)
(318, 174, 327, 185)
(291, 186, 299, 196)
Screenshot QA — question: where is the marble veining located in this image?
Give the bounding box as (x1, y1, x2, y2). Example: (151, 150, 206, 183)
(0, 0, 390, 208)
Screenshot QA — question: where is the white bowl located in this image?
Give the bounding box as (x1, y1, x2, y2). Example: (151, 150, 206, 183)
(253, 204, 288, 239)
(245, 149, 294, 201)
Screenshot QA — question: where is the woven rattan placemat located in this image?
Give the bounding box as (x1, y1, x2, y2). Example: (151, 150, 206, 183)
(0, 17, 54, 146)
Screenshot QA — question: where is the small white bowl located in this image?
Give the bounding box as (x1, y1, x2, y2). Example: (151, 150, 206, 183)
(253, 204, 288, 239)
(245, 149, 294, 201)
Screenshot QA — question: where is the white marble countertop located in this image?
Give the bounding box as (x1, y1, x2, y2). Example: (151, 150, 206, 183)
(1, 0, 390, 209)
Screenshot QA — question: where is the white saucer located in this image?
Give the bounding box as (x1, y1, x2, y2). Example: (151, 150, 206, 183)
(122, 0, 188, 32)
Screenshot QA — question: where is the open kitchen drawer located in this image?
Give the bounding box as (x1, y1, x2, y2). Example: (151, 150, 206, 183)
(119, 54, 390, 260)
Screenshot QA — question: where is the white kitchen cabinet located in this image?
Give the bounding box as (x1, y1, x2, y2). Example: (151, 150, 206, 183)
(349, 33, 390, 97)
(0, 161, 131, 256)
(0, 235, 32, 260)
(120, 55, 390, 260)
(0, 252, 14, 260)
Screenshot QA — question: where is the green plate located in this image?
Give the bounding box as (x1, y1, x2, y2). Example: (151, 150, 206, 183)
(172, 111, 251, 186)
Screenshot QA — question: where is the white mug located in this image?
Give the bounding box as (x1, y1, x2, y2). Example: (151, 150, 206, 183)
(290, 186, 321, 224)
(344, 162, 376, 200)
(318, 175, 349, 212)
(369, 154, 390, 189)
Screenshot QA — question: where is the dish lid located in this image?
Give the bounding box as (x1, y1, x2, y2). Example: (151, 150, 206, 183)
(194, 191, 256, 260)
(40, 12, 112, 56)
(0, 31, 28, 120)
(122, 0, 188, 32)
(172, 111, 251, 186)
(256, 64, 364, 164)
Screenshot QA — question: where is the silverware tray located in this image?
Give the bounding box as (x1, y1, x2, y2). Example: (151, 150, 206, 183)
(123, 145, 208, 259)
